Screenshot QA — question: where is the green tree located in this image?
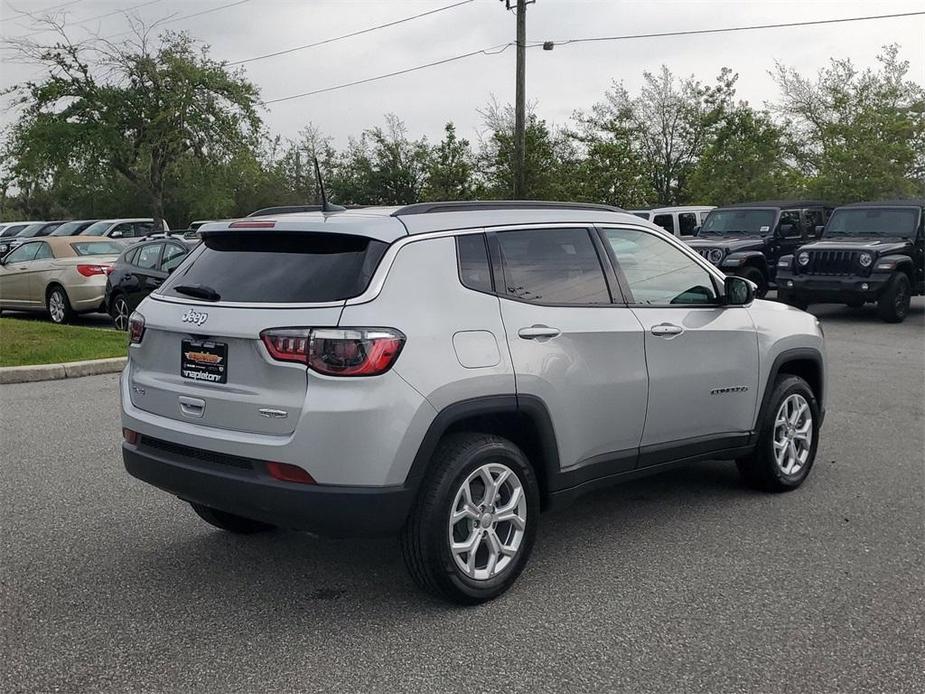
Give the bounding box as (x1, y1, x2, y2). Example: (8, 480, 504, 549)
(771, 44, 925, 201)
(423, 123, 473, 201)
(5, 27, 261, 229)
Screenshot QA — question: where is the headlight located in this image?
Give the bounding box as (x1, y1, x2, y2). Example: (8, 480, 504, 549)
(798, 252, 810, 266)
(707, 248, 724, 264)
(859, 252, 873, 267)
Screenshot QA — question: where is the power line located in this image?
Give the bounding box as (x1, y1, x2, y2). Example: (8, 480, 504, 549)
(107, 0, 251, 40)
(264, 43, 513, 104)
(547, 11, 925, 47)
(0, 0, 84, 25)
(15, 0, 165, 38)
(229, 0, 474, 67)
(264, 10, 925, 106)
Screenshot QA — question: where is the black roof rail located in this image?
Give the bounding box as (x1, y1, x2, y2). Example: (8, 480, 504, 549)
(391, 200, 625, 216)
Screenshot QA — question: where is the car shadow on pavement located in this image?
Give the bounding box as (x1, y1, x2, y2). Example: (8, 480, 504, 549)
(124, 458, 757, 615)
(1, 309, 115, 328)
(806, 298, 924, 324)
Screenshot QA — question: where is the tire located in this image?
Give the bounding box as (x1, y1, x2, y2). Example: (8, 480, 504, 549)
(737, 374, 820, 493)
(876, 273, 911, 323)
(778, 290, 808, 311)
(110, 293, 130, 331)
(46, 285, 74, 324)
(189, 503, 276, 534)
(739, 266, 768, 298)
(400, 433, 540, 605)
(844, 297, 865, 309)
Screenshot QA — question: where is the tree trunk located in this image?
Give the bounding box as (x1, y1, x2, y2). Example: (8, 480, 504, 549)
(150, 192, 165, 232)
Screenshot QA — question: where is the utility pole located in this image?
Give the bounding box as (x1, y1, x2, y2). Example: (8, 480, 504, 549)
(502, 0, 533, 198)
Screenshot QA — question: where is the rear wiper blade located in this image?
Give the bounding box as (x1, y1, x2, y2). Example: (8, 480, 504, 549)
(174, 284, 221, 301)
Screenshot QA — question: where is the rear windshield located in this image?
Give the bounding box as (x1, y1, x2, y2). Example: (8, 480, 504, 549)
(161, 232, 388, 303)
(71, 241, 124, 256)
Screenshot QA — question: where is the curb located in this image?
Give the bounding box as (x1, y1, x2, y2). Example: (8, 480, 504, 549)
(0, 357, 127, 385)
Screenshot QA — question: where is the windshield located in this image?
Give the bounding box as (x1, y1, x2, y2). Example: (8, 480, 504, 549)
(50, 220, 94, 236)
(0, 224, 29, 238)
(630, 211, 651, 220)
(15, 223, 47, 238)
(71, 241, 124, 256)
(700, 209, 775, 235)
(81, 221, 114, 236)
(825, 208, 919, 238)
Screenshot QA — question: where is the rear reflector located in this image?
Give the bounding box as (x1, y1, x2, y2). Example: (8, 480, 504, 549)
(229, 220, 276, 229)
(266, 462, 315, 484)
(122, 428, 139, 444)
(260, 327, 405, 376)
(76, 264, 112, 277)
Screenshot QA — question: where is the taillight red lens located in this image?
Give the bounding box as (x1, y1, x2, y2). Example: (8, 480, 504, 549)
(77, 264, 111, 277)
(266, 462, 315, 484)
(260, 328, 405, 376)
(128, 312, 145, 344)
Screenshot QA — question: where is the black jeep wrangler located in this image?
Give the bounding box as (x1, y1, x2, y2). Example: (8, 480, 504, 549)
(686, 201, 834, 297)
(776, 200, 924, 323)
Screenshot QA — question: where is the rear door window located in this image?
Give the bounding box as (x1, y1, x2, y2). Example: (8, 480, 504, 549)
(495, 227, 610, 305)
(678, 213, 698, 236)
(161, 232, 388, 303)
(652, 214, 674, 234)
(136, 243, 162, 270)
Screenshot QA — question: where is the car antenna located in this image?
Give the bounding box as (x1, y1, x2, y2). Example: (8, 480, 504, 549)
(313, 157, 345, 213)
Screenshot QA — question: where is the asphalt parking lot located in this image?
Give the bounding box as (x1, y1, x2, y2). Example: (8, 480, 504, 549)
(1, 299, 923, 693)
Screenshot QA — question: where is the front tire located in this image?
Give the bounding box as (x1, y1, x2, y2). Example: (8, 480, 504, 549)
(739, 266, 768, 298)
(46, 286, 74, 324)
(400, 433, 539, 605)
(737, 375, 820, 492)
(876, 273, 911, 323)
(189, 503, 276, 534)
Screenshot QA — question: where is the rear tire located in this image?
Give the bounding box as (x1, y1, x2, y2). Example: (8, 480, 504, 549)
(739, 266, 768, 298)
(737, 375, 819, 493)
(400, 433, 539, 605)
(876, 273, 911, 323)
(46, 286, 74, 324)
(189, 503, 276, 534)
(110, 293, 130, 331)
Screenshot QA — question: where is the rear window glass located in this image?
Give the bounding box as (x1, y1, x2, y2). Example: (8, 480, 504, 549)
(71, 241, 124, 256)
(456, 234, 493, 293)
(161, 232, 388, 303)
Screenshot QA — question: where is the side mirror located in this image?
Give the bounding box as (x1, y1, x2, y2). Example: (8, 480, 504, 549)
(110, 230, 123, 239)
(692, 225, 702, 237)
(814, 225, 825, 237)
(724, 275, 754, 306)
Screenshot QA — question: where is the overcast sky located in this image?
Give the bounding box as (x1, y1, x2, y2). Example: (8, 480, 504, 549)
(1, 0, 923, 146)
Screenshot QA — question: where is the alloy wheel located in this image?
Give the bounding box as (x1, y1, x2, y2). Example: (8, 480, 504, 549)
(449, 462, 527, 581)
(49, 291, 65, 323)
(112, 297, 129, 331)
(773, 393, 813, 476)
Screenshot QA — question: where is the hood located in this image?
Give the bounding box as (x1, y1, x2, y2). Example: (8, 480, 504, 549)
(801, 237, 912, 254)
(687, 237, 765, 252)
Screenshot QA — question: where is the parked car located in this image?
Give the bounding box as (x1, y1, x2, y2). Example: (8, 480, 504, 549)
(0, 222, 33, 256)
(81, 218, 166, 241)
(0, 237, 124, 323)
(629, 206, 715, 237)
(49, 219, 101, 237)
(777, 199, 924, 322)
(3, 220, 67, 256)
(106, 237, 197, 330)
(121, 200, 826, 604)
(685, 200, 835, 296)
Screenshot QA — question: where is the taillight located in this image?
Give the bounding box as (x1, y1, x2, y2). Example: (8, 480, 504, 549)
(128, 312, 145, 344)
(76, 263, 111, 277)
(260, 328, 405, 377)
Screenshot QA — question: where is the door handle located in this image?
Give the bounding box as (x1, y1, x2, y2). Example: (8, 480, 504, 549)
(178, 396, 205, 418)
(651, 323, 684, 338)
(518, 325, 561, 340)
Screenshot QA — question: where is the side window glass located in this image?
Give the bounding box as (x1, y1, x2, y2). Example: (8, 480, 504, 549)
(456, 234, 492, 293)
(134, 222, 154, 237)
(123, 247, 139, 266)
(496, 228, 610, 305)
(160, 244, 187, 272)
(652, 214, 674, 234)
(4, 243, 40, 264)
(136, 243, 162, 270)
(113, 223, 133, 238)
(33, 242, 53, 260)
(678, 213, 698, 236)
(778, 210, 802, 237)
(604, 228, 717, 305)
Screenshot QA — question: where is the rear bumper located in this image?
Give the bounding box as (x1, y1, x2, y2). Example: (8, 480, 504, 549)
(776, 271, 890, 301)
(123, 439, 414, 538)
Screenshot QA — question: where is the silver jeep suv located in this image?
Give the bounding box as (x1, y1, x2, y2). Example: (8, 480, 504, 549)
(121, 201, 826, 604)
